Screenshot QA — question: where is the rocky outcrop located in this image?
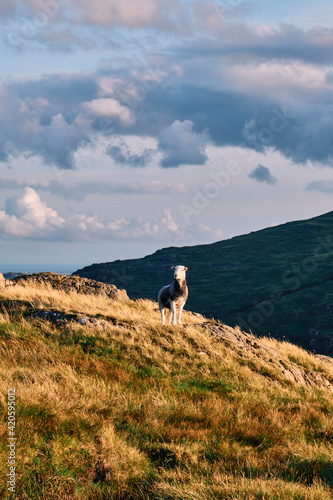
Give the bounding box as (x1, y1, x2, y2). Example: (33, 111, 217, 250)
(201, 321, 333, 390)
(13, 272, 128, 301)
(0, 273, 14, 287)
(32, 310, 119, 329)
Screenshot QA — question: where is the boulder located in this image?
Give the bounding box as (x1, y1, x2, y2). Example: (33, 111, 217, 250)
(201, 321, 333, 390)
(13, 272, 128, 300)
(0, 273, 14, 287)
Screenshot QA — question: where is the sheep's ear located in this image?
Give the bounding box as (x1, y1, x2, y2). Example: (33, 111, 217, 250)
(171, 266, 175, 270)
(184, 267, 188, 271)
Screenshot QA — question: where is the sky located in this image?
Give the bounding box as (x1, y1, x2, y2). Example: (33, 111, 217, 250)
(1, 0, 333, 273)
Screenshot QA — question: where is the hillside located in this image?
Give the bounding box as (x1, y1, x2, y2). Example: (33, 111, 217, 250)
(74, 211, 333, 355)
(1, 275, 333, 499)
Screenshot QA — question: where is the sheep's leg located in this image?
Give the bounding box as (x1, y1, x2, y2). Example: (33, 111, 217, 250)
(171, 302, 177, 324)
(160, 306, 166, 325)
(178, 302, 185, 324)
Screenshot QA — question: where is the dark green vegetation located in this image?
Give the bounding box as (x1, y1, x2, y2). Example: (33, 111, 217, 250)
(74, 211, 333, 355)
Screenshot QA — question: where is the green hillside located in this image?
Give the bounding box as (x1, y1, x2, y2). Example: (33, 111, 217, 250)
(1, 278, 333, 499)
(74, 211, 333, 355)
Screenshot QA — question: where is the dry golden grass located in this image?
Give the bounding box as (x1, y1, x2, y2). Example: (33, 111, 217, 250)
(0, 282, 333, 499)
(1, 282, 205, 326)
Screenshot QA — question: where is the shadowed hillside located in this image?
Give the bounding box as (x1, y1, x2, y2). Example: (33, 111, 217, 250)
(74, 211, 333, 355)
(1, 275, 333, 499)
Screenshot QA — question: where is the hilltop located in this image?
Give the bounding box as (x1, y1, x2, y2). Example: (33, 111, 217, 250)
(74, 211, 333, 356)
(1, 274, 333, 499)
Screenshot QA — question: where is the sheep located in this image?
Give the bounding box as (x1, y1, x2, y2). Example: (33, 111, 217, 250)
(158, 265, 188, 325)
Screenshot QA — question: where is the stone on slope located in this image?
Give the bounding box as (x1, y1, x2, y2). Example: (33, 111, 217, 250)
(13, 272, 128, 300)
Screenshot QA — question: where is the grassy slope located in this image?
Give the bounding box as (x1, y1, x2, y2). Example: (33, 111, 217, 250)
(1, 284, 333, 499)
(74, 211, 333, 354)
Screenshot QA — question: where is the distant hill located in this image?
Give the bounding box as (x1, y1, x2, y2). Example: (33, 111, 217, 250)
(3, 272, 27, 279)
(74, 211, 333, 355)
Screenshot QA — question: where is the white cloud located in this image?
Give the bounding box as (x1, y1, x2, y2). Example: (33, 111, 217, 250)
(82, 98, 135, 126)
(0, 187, 65, 237)
(76, 0, 161, 28)
(226, 61, 330, 97)
(0, 0, 176, 29)
(0, 188, 222, 242)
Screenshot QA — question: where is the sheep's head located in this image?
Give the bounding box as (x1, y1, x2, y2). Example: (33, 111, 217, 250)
(171, 265, 188, 281)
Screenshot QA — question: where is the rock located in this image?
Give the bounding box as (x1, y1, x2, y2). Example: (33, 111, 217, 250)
(13, 272, 128, 301)
(0, 273, 14, 288)
(33, 309, 114, 330)
(201, 321, 333, 390)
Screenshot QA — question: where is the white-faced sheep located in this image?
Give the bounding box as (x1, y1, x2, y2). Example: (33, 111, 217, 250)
(158, 265, 188, 325)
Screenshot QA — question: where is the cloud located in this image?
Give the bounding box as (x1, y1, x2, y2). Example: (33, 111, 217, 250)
(82, 98, 135, 126)
(158, 120, 210, 168)
(174, 21, 333, 66)
(4, 15, 333, 171)
(0, 0, 185, 34)
(305, 180, 333, 195)
(0, 188, 222, 242)
(0, 77, 95, 168)
(0, 70, 156, 168)
(2, 67, 333, 170)
(75, 0, 164, 28)
(0, 187, 64, 238)
(0, 176, 188, 200)
(107, 139, 154, 167)
(248, 165, 277, 185)
(4, 0, 333, 68)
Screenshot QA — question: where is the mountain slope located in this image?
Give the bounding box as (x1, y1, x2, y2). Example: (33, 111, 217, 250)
(1, 276, 333, 499)
(74, 211, 333, 355)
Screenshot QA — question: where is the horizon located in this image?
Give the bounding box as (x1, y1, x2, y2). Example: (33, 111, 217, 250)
(1, 1, 333, 267)
(2, 207, 331, 275)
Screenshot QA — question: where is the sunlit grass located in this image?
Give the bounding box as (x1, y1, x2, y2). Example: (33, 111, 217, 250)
(0, 282, 333, 499)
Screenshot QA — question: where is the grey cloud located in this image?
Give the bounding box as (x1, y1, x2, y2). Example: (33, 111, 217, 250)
(158, 120, 209, 168)
(305, 180, 333, 195)
(138, 84, 333, 166)
(3, 0, 333, 71)
(0, 177, 188, 200)
(1, 0, 188, 46)
(325, 72, 333, 85)
(107, 145, 153, 167)
(0, 74, 99, 168)
(173, 23, 333, 66)
(248, 165, 277, 185)
(2, 56, 333, 170)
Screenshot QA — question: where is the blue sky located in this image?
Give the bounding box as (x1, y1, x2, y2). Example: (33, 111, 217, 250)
(253, 0, 333, 27)
(1, 0, 333, 272)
